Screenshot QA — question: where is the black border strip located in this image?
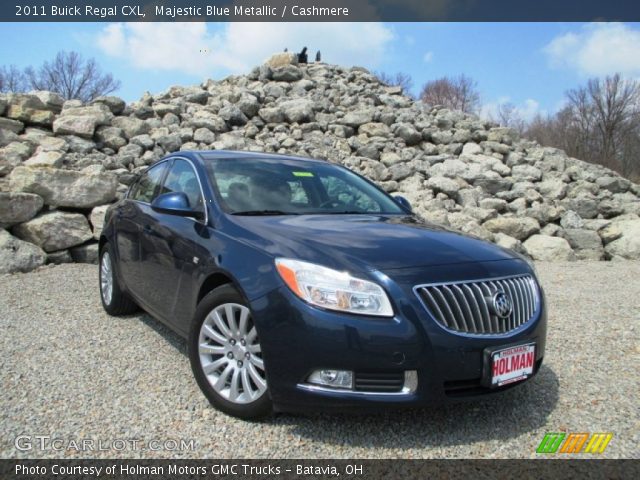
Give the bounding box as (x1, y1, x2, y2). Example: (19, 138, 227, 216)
(1, 459, 639, 480)
(2, 0, 640, 22)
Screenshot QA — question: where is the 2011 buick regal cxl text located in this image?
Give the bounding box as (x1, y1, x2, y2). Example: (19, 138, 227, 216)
(99, 150, 547, 419)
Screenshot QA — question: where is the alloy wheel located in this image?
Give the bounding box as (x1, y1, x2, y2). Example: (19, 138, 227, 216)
(100, 252, 113, 306)
(198, 303, 267, 404)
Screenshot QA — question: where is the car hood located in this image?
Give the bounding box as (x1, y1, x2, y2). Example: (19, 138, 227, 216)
(226, 214, 517, 273)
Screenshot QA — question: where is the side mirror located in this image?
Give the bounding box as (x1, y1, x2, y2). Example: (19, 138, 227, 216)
(394, 195, 413, 212)
(151, 192, 204, 220)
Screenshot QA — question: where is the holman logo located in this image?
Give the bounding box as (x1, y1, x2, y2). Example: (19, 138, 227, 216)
(536, 432, 613, 454)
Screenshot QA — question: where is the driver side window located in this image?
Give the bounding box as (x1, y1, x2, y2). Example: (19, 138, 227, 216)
(130, 163, 167, 203)
(162, 159, 204, 209)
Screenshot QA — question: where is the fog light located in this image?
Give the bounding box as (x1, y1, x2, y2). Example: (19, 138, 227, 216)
(308, 369, 353, 389)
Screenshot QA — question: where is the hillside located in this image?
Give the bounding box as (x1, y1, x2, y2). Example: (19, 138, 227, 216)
(1, 52, 640, 273)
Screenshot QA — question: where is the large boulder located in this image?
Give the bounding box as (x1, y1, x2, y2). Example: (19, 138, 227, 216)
(0, 117, 24, 134)
(426, 176, 460, 197)
(0, 192, 44, 226)
(236, 93, 260, 118)
(218, 105, 248, 126)
(95, 126, 127, 150)
(596, 176, 629, 194)
(0, 143, 26, 176)
(188, 111, 227, 132)
(23, 150, 64, 168)
(264, 52, 299, 68)
(258, 107, 285, 123)
(111, 116, 150, 139)
(340, 109, 374, 128)
(494, 232, 526, 254)
(9, 166, 118, 208)
(394, 124, 422, 145)
(280, 99, 315, 123)
(523, 234, 576, 261)
(70, 242, 99, 264)
(0, 128, 20, 148)
(193, 127, 215, 144)
(5, 94, 56, 126)
(52, 116, 94, 138)
(604, 220, 640, 260)
(32, 91, 65, 113)
(52, 104, 113, 138)
(359, 122, 392, 138)
(91, 95, 126, 115)
(271, 65, 303, 82)
(538, 179, 567, 200)
(562, 229, 604, 260)
(0, 229, 46, 274)
(89, 205, 110, 240)
(483, 217, 540, 240)
(11, 211, 93, 252)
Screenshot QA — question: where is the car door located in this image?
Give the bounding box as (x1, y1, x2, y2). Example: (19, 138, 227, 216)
(116, 161, 168, 297)
(137, 158, 208, 331)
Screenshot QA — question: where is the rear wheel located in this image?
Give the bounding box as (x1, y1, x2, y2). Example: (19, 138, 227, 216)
(99, 244, 138, 315)
(189, 285, 271, 419)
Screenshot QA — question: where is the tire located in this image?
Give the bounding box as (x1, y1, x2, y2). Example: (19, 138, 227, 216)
(99, 243, 138, 316)
(189, 285, 272, 420)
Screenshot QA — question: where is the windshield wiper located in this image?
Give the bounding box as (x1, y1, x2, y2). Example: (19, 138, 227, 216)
(231, 210, 298, 216)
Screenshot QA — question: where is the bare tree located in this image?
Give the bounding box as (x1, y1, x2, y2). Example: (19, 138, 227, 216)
(374, 71, 414, 97)
(420, 74, 480, 113)
(23, 51, 120, 102)
(493, 102, 526, 134)
(525, 74, 640, 180)
(583, 74, 640, 171)
(0, 65, 27, 93)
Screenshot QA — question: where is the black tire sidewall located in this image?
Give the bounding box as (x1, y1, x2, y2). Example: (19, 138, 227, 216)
(99, 243, 137, 315)
(188, 285, 272, 420)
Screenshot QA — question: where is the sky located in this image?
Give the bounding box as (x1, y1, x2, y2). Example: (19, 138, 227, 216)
(1, 22, 639, 121)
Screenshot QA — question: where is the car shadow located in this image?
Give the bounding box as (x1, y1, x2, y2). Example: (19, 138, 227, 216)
(133, 312, 188, 355)
(272, 366, 559, 449)
(131, 311, 559, 449)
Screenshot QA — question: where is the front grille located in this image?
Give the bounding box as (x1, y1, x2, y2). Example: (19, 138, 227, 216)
(354, 372, 404, 392)
(415, 275, 538, 335)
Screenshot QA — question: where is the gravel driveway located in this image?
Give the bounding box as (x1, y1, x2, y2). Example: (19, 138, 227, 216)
(1, 262, 638, 459)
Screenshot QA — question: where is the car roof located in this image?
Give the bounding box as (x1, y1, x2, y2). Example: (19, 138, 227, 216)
(193, 150, 328, 165)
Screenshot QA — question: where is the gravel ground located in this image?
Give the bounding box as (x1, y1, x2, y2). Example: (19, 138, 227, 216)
(1, 262, 638, 459)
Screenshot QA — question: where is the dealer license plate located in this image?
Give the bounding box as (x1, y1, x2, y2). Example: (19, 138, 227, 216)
(490, 343, 536, 387)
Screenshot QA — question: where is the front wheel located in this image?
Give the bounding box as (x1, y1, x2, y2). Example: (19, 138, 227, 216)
(189, 285, 271, 419)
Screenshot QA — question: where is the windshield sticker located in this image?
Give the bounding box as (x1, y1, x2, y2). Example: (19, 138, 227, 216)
(292, 172, 314, 177)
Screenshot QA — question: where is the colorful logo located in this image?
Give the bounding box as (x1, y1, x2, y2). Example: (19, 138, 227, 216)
(536, 432, 613, 454)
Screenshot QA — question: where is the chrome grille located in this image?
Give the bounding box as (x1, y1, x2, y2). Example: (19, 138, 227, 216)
(415, 275, 538, 335)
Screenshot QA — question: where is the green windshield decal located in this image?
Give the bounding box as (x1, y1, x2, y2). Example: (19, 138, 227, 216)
(292, 171, 314, 177)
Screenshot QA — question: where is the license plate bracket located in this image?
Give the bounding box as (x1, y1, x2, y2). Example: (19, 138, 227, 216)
(482, 342, 536, 388)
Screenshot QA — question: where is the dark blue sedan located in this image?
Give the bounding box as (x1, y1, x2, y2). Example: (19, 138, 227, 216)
(99, 150, 546, 419)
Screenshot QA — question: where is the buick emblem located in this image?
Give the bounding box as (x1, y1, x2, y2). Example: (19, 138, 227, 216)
(491, 291, 513, 319)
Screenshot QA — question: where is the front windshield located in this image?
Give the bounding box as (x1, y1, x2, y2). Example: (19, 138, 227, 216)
(203, 157, 406, 215)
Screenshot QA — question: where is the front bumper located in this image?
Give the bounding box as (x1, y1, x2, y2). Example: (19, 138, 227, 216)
(250, 260, 547, 413)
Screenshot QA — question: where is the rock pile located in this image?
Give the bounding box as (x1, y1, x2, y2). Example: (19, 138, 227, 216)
(1, 55, 640, 274)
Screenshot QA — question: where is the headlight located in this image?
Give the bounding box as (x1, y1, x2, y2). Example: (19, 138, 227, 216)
(275, 258, 394, 317)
